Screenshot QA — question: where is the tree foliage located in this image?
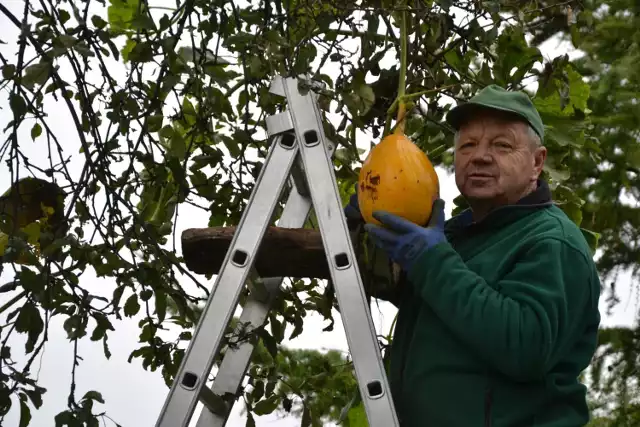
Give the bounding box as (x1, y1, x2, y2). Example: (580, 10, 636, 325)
(537, 0, 640, 425)
(0, 0, 637, 426)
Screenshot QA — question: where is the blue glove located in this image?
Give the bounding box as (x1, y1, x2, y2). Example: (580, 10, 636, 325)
(364, 199, 446, 273)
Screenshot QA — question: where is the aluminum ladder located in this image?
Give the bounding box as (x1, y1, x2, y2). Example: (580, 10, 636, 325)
(154, 75, 400, 427)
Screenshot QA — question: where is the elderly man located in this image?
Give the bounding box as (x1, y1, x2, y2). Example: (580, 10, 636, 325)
(345, 85, 601, 427)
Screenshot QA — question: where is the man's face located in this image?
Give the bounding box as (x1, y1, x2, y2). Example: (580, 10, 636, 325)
(453, 112, 547, 209)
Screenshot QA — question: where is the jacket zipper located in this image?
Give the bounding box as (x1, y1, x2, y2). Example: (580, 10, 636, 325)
(484, 387, 493, 427)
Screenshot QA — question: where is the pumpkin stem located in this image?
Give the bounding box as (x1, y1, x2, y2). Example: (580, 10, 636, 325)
(394, 5, 408, 136)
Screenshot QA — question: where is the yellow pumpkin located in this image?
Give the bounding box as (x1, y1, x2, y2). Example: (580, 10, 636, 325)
(357, 133, 440, 226)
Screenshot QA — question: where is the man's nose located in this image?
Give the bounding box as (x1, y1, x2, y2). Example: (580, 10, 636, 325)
(469, 144, 493, 163)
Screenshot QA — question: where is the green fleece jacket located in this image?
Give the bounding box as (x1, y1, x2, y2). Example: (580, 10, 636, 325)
(388, 181, 601, 427)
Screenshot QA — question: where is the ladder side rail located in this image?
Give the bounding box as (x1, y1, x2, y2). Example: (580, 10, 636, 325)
(281, 77, 400, 427)
(195, 174, 313, 427)
(196, 122, 337, 426)
(155, 132, 300, 427)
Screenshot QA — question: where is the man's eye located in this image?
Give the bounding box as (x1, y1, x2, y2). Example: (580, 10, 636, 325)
(495, 141, 511, 148)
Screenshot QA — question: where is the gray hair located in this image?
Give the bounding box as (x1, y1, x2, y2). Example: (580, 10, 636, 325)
(453, 124, 542, 149)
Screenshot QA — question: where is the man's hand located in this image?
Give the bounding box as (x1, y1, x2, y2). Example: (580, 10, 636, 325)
(364, 199, 446, 273)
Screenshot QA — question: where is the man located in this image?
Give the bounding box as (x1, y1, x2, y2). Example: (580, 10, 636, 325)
(345, 85, 601, 426)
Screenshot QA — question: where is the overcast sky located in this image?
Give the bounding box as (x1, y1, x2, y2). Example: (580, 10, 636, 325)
(1, 0, 638, 426)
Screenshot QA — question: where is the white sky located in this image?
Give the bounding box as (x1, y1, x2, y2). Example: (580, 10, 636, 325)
(0, 1, 638, 426)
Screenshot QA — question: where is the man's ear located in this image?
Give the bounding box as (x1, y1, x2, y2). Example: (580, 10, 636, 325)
(533, 146, 547, 178)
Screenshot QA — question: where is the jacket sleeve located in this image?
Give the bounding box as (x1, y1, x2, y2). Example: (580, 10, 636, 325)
(406, 237, 598, 381)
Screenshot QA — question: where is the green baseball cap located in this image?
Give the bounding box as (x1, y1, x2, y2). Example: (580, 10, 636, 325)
(446, 84, 545, 142)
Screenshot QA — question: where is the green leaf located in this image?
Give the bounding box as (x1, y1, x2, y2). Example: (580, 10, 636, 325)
(127, 41, 154, 63)
(294, 44, 318, 73)
(258, 328, 278, 359)
(121, 38, 136, 62)
(544, 123, 585, 148)
(0, 345, 10, 359)
(444, 48, 464, 72)
(559, 201, 583, 227)
(25, 388, 44, 409)
(543, 154, 571, 183)
(155, 291, 167, 322)
(91, 312, 115, 341)
(58, 9, 70, 25)
(22, 62, 51, 89)
(253, 395, 279, 415)
(346, 401, 368, 427)
(224, 32, 255, 48)
(30, 123, 42, 141)
(251, 380, 264, 402)
(148, 115, 163, 132)
(74, 200, 90, 223)
(580, 229, 600, 256)
(107, 0, 143, 31)
(169, 132, 186, 158)
(54, 410, 74, 427)
(112, 285, 125, 310)
(477, 62, 493, 85)
(269, 315, 284, 343)
(19, 268, 45, 293)
(82, 390, 105, 404)
(91, 15, 108, 29)
(289, 314, 304, 340)
(493, 26, 542, 85)
(102, 336, 112, 360)
(181, 97, 197, 126)
(226, 140, 245, 161)
(124, 294, 140, 317)
(265, 379, 276, 397)
(178, 46, 231, 66)
(63, 315, 87, 340)
(334, 148, 353, 164)
(140, 289, 153, 301)
(15, 301, 43, 353)
(451, 194, 470, 217)
(57, 34, 77, 48)
(2, 64, 15, 79)
(436, 0, 452, 11)
(355, 83, 375, 116)
(9, 93, 27, 117)
(19, 396, 31, 427)
(534, 64, 590, 117)
(21, 222, 41, 246)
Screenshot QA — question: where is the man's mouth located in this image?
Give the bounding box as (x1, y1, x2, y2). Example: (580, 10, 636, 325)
(469, 172, 494, 178)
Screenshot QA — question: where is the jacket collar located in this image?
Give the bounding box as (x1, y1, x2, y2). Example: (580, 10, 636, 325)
(445, 179, 553, 237)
